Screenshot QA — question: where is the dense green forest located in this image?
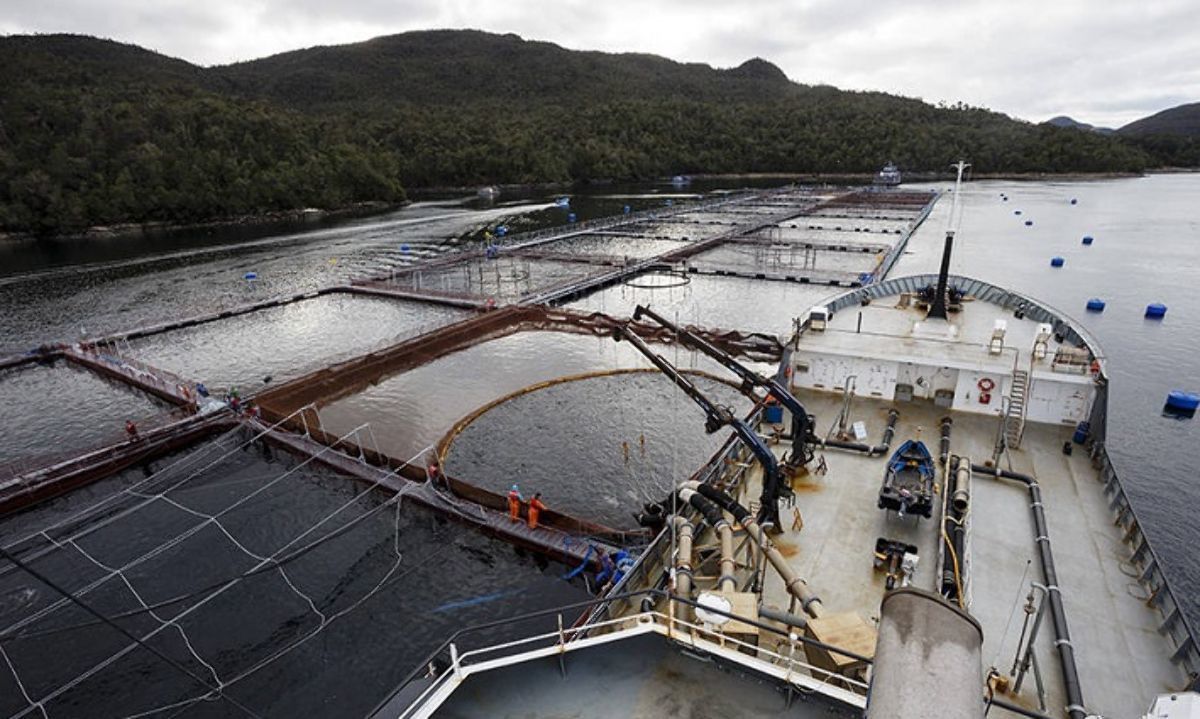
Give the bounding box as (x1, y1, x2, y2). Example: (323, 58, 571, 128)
(0, 31, 1192, 235)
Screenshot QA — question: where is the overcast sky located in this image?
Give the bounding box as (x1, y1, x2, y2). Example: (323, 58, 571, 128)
(3, 0, 1197, 127)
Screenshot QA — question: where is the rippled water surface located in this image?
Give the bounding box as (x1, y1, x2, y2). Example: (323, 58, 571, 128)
(443, 371, 753, 528)
(316, 330, 767, 461)
(127, 293, 468, 391)
(0, 360, 167, 463)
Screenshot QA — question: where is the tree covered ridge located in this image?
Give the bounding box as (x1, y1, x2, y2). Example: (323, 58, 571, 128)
(0, 31, 1191, 236)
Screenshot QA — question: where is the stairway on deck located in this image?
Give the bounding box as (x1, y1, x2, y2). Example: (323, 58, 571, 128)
(1005, 369, 1029, 449)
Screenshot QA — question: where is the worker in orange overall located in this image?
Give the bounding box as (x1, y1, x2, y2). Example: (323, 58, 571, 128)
(527, 492, 546, 530)
(507, 485, 523, 522)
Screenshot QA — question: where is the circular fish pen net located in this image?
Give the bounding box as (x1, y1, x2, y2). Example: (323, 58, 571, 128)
(622, 270, 692, 289)
(438, 369, 753, 529)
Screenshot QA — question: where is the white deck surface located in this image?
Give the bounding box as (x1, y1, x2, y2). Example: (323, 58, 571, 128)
(731, 380, 1182, 718)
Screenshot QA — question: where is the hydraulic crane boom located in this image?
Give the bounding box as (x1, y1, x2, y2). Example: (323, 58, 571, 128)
(612, 323, 787, 529)
(632, 304, 815, 466)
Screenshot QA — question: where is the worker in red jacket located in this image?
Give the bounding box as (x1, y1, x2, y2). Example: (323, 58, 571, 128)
(507, 485, 523, 522)
(528, 493, 546, 530)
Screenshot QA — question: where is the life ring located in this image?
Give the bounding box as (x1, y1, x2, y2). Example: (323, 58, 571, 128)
(977, 378, 995, 392)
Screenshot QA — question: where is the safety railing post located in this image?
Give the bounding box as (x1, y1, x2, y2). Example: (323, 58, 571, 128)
(449, 642, 462, 680)
(557, 612, 567, 678)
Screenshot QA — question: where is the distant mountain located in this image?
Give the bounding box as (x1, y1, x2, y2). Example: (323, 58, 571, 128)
(218, 30, 798, 109)
(1119, 102, 1200, 137)
(1044, 116, 1114, 135)
(0, 31, 1164, 235)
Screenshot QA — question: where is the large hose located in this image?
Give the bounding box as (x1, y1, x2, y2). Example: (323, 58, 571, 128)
(688, 482, 825, 618)
(951, 456, 971, 516)
(941, 457, 969, 603)
(939, 417, 953, 466)
(972, 464, 1086, 719)
(672, 515, 695, 622)
(681, 489, 737, 592)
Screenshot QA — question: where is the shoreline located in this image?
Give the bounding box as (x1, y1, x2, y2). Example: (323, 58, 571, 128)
(0, 201, 404, 244)
(5, 167, 1194, 242)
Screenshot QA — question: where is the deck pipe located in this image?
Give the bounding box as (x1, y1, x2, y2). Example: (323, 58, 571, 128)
(687, 482, 825, 618)
(939, 417, 953, 466)
(942, 457, 970, 601)
(817, 408, 899, 457)
(951, 456, 971, 515)
(671, 515, 696, 622)
(758, 603, 808, 630)
(678, 488, 737, 592)
(972, 464, 1086, 719)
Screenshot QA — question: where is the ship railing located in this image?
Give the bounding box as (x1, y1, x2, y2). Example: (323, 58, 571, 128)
(818, 273, 1106, 364)
(371, 588, 869, 719)
(1094, 442, 1200, 688)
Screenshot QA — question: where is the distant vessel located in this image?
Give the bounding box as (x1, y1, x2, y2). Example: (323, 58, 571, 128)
(875, 162, 902, 186)
(476, 186, 499, 199)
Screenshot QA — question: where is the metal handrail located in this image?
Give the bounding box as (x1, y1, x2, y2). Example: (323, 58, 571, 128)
(1093, 442, 1200, 686)
(367, 586, 874, 717)
(384, 600, 869, 719)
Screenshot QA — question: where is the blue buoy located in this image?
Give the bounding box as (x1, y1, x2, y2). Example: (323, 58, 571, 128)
(1014, 210, 1022, 215)
(1070, 198, 1078, 205)
(623, 205, 631, 214)
(400, 244, 410, 253)
(1165, 391, 1199, 418)
(567, 212, 577, 223)
(243, 272, 258, 281)
(1050, 257, 1065, 267)
(1024, 220, 1033, 226)
(1085, 298, 1106, 312)
(1145, 303, 1167, 319)
(495, 225, 507, 237)
(1082, 235, 1094, 245)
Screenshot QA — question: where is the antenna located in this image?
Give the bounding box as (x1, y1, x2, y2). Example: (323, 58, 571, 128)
(927, 160, 970, 320)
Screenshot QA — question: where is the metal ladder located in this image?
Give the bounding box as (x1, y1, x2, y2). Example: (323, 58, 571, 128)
(1005, 369, 1030, 449)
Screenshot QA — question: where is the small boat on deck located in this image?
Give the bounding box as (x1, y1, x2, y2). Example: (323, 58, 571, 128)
(879, 439, 934, 517)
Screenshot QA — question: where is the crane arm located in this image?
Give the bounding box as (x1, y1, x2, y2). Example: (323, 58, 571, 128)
(612, 323, 786, 528)
(632, 304, 814, 465)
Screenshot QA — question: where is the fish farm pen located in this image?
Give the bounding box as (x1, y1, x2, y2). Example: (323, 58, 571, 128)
(2, 184, 1194, 718)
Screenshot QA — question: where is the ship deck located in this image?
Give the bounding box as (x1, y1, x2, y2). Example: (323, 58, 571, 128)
(740, 390, 1181, 718)
(421, 632, 857, 719)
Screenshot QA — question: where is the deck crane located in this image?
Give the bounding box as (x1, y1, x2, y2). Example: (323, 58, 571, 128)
(611, 322, 789, 530)
(632, 304, 817, 468)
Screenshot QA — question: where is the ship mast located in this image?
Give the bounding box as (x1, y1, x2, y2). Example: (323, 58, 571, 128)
(927, 160, 970, 320)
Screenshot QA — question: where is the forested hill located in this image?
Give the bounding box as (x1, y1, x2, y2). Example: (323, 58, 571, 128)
(0, 31, 1175, 235)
